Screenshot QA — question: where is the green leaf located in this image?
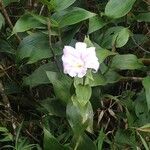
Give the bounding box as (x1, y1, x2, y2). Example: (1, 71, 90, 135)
(88, 15, 107, 34)
(46, 71, 72, 104)
(0, 13, 5, 29)
(84, 36, 94, 47)
(54, 7, 96, 28)
(75, 84, 92, 106)
(101, 26, 130, 48)
(17, 33, 51, 64)
(96, 48, 116, 64)
(23, 62, 57, 87)
(104, 69, 121, 84)
(0, 127, 8, 132)
(66, 99, 93, 133)
(74, 134, 97, 150)
(105, 0, 136, 19)
(12, 13, 46, 34)
(97, 128, 105, 150)
(124, 34, 149, 49)
(136, 12, 150, 22)
(111, 54, 144, 70)
(137, 123, 150, 133)
(3, 0, 19, 7)
(114, 129, 136, 148)
(0, 40, 15, 54)
(142, 76, 150, 111)
(137, 132, 149, 150)
(86, 73, 106, 87)
(38, 98, 66, 117)
(50, 0, 76, 11)
(112, 28, 130, 48)
(43, 128, 69, 150)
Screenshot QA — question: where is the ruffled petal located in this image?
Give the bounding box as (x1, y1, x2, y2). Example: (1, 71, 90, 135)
(85, 59, 99, 72)
(77, 68, 87, 78)
(75, 42, 87, 51)
(62, 42, 99, 78)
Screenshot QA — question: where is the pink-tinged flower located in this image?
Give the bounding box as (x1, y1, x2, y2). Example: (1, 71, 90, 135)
(62, 42, 99, 78)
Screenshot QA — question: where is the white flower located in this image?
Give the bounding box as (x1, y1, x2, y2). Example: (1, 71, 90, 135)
(62, 42, 99, 78)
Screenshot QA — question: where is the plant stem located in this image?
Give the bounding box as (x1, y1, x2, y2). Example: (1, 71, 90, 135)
(0, 80, 17, 135)
(0, 0, 21, 43)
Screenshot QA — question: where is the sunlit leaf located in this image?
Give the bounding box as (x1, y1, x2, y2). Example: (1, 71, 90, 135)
(111, 54, 144, 70)
(53, 7, 96, 28)
(88, 15, 107, 34)
(46, 71, 72, 104)
(142, 76, 150, 111)
(43, 128, 69, 150)
(17, 33, 51, 64)
(105, 0, 136, 19)
(50, 0, 76, 11)
(66, 99, 93, 133)
(12, 13, 46, 34)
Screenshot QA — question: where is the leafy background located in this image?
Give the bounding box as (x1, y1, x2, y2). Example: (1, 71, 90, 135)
(0, 0, 150, 149)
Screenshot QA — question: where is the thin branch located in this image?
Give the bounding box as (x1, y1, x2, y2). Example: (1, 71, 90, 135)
(131, 36, 150, 54)
(141, 58, 150, 66)
(0, 0, 21, 43)
(0, 80, 17, 135)
(39, 5, 44, 15)
(121, 76, 143, 82)
(25, 129, 40, 143)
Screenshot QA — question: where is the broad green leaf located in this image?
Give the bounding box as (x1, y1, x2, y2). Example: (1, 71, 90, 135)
(74, 134, 97, 150)
(0, 127, 8, 132)
(86, 73, 106, 87)
(0, 13, 5, 29)
(104, 69, 121, 84)
(23, 62, 57, 87)
(88, 15, 107, 34)
(39, 98, 66, 117)
(12, 13, 46, 34)
(101, 26, 130, 48)
(112, 28, 130, 48)
(142, 76, 150, 110)
(3, 0, 19, 7)
(134, 91, 150, 127)
(66, 99, 93, 133)
(17, 33, 51, 64)
(46, 71, 72, 103)
(111, 54, 144, 70)
(50, 0, 76, 11)
(75, 84, 92, 106)
(114, 129, 136, 148)
(105, 0, 136, 19)
(43, 128, 69, 150)
(96, 48, 116, 64)
(136, 12, 150, 22)
(54, 7, 96, 28)
(0, 40, 15, 54)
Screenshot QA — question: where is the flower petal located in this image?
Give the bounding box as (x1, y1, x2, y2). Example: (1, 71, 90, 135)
(85, 59, 99, 72)
(75, 42, 87, 51)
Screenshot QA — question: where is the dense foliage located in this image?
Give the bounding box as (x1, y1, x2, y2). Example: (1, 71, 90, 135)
(0, 0, 150, 149)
